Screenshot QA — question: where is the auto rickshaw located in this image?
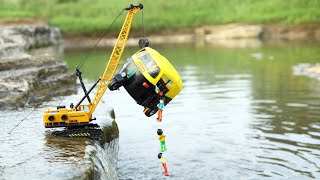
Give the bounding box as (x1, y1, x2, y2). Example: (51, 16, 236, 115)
(108, 47, 183, 117)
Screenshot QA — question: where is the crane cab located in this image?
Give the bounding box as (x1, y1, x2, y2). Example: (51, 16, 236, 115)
(108, 47, 182, 117)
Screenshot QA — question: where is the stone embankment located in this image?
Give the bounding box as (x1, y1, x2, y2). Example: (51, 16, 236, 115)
(0, 25, 75, 108)
(0, 24, 120, 179)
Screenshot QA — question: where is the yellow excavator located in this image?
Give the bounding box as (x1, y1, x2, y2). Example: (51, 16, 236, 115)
(43, 4, 182, 135)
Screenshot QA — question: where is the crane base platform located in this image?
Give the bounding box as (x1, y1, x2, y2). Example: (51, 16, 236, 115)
(51, 124, 103, 140)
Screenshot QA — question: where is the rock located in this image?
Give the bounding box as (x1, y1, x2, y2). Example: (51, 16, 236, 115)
(204, 38, 262, 48)
(203, 24, 263, 40)
(95, 110, 120, 179)
(262, 25, 320, 41)
(0, 24, 120, 180)
(194, 24, 320, 47)
(308, 65, 320, 74)
(293, 63, 320, 80)
(0, 26, 62, 50)
(194, 24, 263, 48)
(315, 29, 320, 41)
(28, 117, 119, 180)
(41, 108, 119, 180)
(195, 24, 263, 39)
(0, 26, 75, 109)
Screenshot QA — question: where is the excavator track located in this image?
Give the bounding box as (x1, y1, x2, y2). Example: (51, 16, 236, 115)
(51, 124, 103, 140)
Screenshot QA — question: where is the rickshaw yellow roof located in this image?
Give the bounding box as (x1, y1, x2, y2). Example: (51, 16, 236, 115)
(144, 47, 183, 90)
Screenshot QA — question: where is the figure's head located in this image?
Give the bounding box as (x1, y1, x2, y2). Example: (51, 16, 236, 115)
(158, 153, 163, 159)
(157, 129, 163, 135)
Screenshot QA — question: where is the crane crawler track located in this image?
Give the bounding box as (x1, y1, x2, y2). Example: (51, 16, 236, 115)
(51, 124, 103, 140)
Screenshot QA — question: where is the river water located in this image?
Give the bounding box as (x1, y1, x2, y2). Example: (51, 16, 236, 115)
(64, 42, 320, 179)
(0, 83, 118, 179)
(1, 42, 320, 179)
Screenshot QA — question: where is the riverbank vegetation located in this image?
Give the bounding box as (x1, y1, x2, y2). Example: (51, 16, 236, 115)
(1, 0, 319, 35)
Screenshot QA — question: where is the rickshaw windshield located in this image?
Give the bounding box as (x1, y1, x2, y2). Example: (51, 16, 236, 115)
(139, 53, 160, 78)
(120, 58, 138, 78)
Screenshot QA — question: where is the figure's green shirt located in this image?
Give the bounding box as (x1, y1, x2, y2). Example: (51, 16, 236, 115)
(159, 134, 166, 142)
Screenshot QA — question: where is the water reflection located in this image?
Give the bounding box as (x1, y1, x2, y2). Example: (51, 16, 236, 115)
(250, 98, 320, 178)
(42, 134, 94, 179)
(43, 134, 88, 163)
(246, 43, 320, 178)
(0, 85, 119, 179)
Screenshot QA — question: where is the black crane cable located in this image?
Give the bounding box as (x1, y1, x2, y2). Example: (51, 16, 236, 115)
(8, 89, 60, 134)
(7, 9, 126, 134)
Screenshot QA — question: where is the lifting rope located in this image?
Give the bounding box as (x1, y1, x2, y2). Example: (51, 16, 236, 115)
(8, 89, 61, 134)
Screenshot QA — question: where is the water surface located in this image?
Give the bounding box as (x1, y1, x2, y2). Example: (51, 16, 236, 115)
(64, 42, 320, 179)
(0, 88, 118, 180)
(3, 42, 319, 179)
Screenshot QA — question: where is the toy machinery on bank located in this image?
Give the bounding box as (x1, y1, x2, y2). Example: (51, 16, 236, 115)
(42, 3, 183, 138)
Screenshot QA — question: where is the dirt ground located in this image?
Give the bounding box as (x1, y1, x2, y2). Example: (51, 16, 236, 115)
(0, 18, 48, 28)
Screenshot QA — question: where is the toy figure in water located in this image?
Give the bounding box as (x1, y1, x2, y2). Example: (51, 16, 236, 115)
(157, 99, 164, 122)
(157, 129, 167, 152)
(158, 153, 169, 176)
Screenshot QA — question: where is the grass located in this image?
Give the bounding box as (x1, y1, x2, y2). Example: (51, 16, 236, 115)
(0, 0, 320, 35)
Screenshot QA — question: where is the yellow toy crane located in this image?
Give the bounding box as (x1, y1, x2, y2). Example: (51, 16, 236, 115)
(43, 4, 143, 129)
